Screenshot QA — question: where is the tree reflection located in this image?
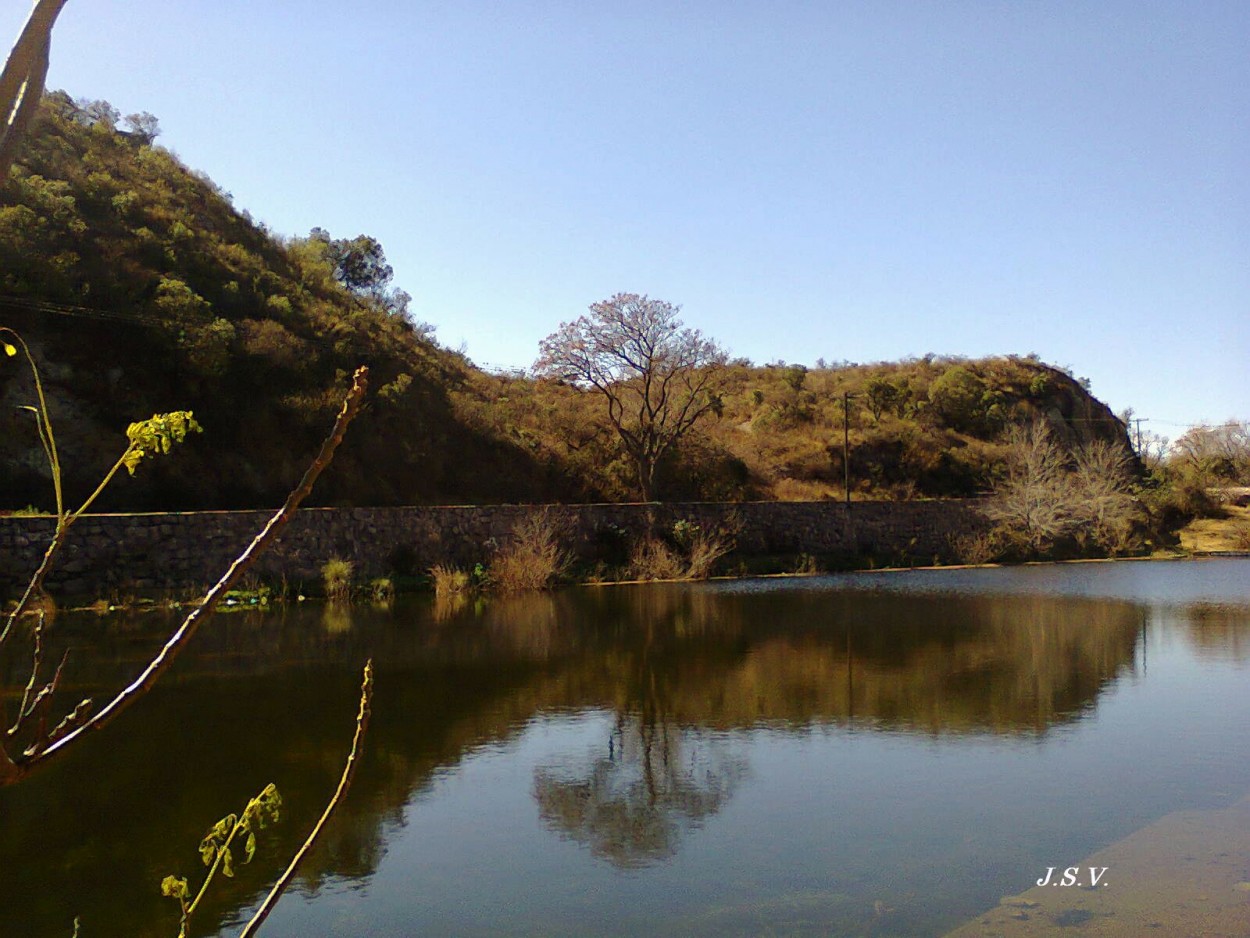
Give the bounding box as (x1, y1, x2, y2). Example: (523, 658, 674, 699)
(534, 714, 745, 868)
(1181, 602, 1250, 662)
(0, 579, 1174, 934)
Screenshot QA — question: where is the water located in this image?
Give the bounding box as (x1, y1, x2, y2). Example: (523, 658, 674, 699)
(1, 558, 1248, 936)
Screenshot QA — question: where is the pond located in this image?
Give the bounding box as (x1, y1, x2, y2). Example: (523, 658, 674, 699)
(2, 558, 1248, 936)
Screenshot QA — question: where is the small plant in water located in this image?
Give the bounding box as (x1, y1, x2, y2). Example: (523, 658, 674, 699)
(368, 576, 395, 605)
(430, 563, 472, 596)
(321, 558, 353, 602)
(161, 783, 283, 938)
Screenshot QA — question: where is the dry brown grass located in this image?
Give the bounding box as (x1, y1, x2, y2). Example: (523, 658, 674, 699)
(1179, 504, 1250, 552)
(628, 517, 738, 581)
(628, 537, 685, 580)
(948, 529, 1002, 566)
(429, 563, 472, 596)
(773, 478, 840, 501)
(683, 526, 735, 579)
(488, 512, 571, 593)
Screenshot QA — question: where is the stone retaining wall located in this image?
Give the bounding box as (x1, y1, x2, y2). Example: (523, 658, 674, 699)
(0, 500, 988, 597)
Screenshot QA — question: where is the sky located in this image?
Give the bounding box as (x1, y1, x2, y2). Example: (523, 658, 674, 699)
(5, 0, 1246, 437)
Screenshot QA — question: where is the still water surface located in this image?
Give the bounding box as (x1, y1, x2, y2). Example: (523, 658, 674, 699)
(2, 558, 1248, 936)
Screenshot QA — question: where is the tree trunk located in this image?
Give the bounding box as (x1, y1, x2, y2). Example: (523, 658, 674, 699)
(637, 459, 656, 502)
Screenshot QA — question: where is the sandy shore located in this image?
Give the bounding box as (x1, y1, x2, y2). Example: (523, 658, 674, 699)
(945, 793, 1250, 937)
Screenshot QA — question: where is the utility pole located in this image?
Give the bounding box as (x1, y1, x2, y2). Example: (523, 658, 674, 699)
(1132, 418, 1148, 455)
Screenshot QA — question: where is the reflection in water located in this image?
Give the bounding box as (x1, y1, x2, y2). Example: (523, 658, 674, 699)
(534, 717, 746, 869)
(1182, 602, 1250, 663)
(0, 560, 1247, 937)
(321, 601, 354, 634)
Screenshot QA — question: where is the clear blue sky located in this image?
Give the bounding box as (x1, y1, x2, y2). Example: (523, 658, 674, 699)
(6, 1, 1246, 437)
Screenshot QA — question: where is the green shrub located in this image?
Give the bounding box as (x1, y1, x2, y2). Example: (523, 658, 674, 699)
(321, 557, 353, 602)
(368, 577, 395, 604)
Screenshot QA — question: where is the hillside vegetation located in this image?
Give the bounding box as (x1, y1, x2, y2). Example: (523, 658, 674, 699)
(463, 353, 1128, 504)
(0, 93, 558, 510)
(2, 93, 1131, 512)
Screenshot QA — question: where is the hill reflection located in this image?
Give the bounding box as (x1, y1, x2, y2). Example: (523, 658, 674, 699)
(0, 579, 1187, 935)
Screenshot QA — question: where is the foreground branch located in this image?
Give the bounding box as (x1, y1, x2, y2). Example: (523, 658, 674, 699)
(239, 659, 374, 938)
(0, 0, 68, 177)
(10, 367, 369, 778)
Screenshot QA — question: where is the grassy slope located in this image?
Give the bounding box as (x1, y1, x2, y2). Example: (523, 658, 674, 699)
(1177, 502, 1250, 552)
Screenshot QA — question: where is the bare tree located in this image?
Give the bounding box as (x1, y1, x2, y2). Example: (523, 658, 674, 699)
(535, 293, 726, 501)
(1172, 421, 1250, 483)
(1071, 439, 1139, 553)
(985, 422, 1142, 557)
(0, 0, 68, 177)
(985, 422, 1078, 554)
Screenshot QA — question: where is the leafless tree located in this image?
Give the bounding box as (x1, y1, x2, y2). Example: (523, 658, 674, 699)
(985, 422, 1142, 557)
(1172, 421, 1250, 483)
(535, 293, 726, 501)
(1071, 439, 1139, 553)
(985, 422, 1078, 554)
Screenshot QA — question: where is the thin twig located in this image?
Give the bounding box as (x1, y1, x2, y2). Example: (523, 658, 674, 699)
(239, 659, 374, 938)
(8, 611, 46, 736)
(14, 367, 369, 777)
(12, 645, 69, 739)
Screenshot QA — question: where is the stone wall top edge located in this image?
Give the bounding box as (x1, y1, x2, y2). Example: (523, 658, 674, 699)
(0, 497, 988, 523)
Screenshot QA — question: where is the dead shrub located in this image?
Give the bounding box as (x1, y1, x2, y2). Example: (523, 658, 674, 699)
(683, 526, 735, 579)
(1234, 524, 1250, 551)
(792, 553, 821, 575)
(487, 511, 571, 593)
(630, 516, 739, 580)
(949, 529, 1003, 565)
(628, 537, 685, 580)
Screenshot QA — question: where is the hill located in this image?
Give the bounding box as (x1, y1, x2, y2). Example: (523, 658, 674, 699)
(0, 93, 562, 510)
(1, 93, 1132, 511)
(457, 353, 1129, 503)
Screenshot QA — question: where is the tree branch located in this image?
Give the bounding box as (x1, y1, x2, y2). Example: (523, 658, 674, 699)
(0, 0, 68, 177)
(239, 659, 374, 938)
(12, 367, 369, 779)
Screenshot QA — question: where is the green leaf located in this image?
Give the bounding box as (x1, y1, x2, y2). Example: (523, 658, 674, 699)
(245, 831, 257, 864)
(199, 840, 217, 866)
(160, 875, 189, 900)
(122, 411, 203, 475)
(221, 846, 234, 878)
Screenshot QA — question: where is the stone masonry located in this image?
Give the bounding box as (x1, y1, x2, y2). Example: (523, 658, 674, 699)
(0, 500, 988, 598)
